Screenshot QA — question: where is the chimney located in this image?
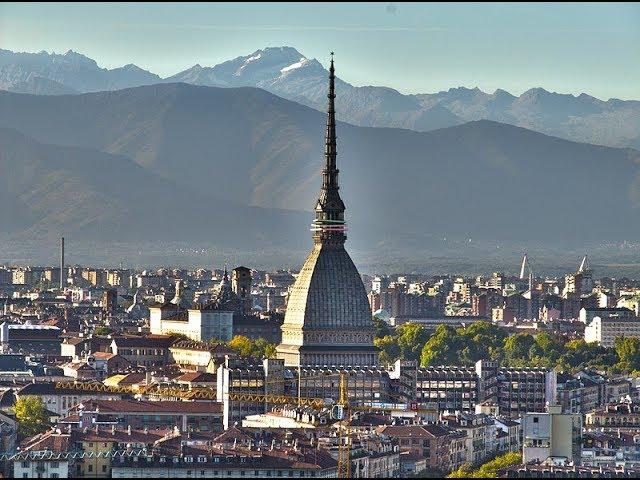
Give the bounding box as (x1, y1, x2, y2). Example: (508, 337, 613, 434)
(111, 425, 116, 435)
(127, 425, 131, 436)
(60, 236, 65, 290)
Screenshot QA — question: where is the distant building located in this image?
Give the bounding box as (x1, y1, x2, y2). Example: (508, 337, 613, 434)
(375, 424, 467, 474)
(580, 307, 634, 324)
(389, 359, 556, 418)
(0, 322, 61, 355)
(149, 278, 234, 342)
(584, 314, 640, 347)
(231, 266, 253, 314)
(110, 335, 174, 367)
(73, 399, 224, 433)
(586, 401, 640, 432)
(17, 382, 124, 416)
(169, 339, 235, 372)
(522, 404, 582, 464)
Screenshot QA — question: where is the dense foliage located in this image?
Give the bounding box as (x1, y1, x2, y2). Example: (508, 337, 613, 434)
(14, 396, 50, 438)
(447, 452, 522, 478)
(373, 317, 625, 373)
(227, 335, 278, 359)
(94, 326, 114, 336)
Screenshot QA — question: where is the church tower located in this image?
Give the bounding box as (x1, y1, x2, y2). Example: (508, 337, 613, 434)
(276, 54, 378, 367)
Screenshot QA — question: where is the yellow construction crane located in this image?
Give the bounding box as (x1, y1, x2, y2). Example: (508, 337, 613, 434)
(56, 372, 433, 478)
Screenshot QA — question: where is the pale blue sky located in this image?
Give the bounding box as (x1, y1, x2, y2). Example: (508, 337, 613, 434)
(1, 2, 638, 99)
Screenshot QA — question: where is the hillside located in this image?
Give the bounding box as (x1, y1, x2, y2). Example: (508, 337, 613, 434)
(0, 83, 639, 256)
(0, 127, 308, 251)
(1, 47, 638, 149)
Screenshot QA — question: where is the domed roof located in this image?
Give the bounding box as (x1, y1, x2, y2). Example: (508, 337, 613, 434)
(373, 308, 390, 321)
(283, 243, 374, 335)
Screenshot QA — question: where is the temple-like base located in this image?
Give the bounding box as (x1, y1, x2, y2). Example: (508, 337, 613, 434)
(277, 344, 379, 367)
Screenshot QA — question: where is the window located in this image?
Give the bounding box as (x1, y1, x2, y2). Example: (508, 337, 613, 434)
(22, 462, 29, 468)
(88, 465, 93, 472)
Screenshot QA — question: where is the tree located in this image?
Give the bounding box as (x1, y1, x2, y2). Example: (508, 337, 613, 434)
(502, 333, 536, 366)
(615, 337, 640, 372)
(228, 335, 254, 357)
(473, 452, 522, 478)
(15, 396, 50, 438)
(94, 326, 114, 336)
(447, 452, 522, 478)
(420, 325, 462, 367)
(228, 336, 278, 359)
(372, 316, 392, 339)
(396, 322, 430, 362)
(447, 463, 473, 478)
(458, 321, 508, 363)
(374, 335, 401, 364)
(252, 338, 278, 358)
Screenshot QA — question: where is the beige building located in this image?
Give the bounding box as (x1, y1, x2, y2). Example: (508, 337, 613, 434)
(169, 339, 235, 371)
(150, 303, 233, 342)
(522, 404, 582, 464)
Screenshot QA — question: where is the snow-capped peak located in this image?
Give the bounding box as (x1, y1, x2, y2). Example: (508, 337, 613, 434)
(245, 53, 262, 63)
(235, 53, 263, 75)
(280, 57, 308, 74)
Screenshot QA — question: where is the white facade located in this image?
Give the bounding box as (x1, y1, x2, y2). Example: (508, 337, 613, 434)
(585, 316, 640, 348)
(150, 307, 233, 342)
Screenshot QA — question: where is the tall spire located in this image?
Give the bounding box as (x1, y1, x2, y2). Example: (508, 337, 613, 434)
(325, 52, 337, 177)
(312, 52, 346, 245)
(578, 254, 590, 273)
(519, 253, 528, 280)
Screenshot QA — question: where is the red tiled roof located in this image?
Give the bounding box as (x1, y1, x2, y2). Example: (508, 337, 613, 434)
(175, 372, 216, 383)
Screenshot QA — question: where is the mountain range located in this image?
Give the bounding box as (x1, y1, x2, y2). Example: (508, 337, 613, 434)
(1, 47, 638, 149)
(1, 83, 639, 269)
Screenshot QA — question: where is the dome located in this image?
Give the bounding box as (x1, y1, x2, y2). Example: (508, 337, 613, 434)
(373, 308, 391, 321)
(283, 243, 374, 335)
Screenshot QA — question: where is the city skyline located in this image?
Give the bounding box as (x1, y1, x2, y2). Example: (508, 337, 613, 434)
(2, 3, 640, 479)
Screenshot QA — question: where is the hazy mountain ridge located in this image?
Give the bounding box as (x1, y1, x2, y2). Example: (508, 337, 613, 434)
(0, 126, 309, 250)
(0, 49, 161, 93)
(1, 47, 638, 148)
(1, 83, 639, 259)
